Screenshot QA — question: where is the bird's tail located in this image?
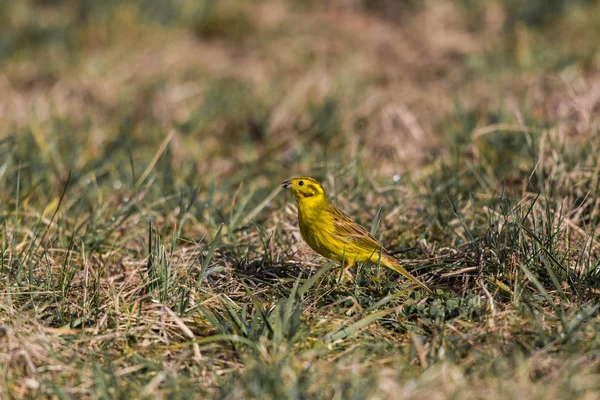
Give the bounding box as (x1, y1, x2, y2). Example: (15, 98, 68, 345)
(380, 252, 432, 294)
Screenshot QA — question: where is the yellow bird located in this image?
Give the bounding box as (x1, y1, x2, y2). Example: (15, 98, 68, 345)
(282, 176, 431, 293)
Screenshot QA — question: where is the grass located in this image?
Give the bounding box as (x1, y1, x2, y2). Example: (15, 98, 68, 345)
(1, 0, 600, 398)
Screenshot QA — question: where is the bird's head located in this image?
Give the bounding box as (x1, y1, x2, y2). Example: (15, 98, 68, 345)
(281, 176, 326, 202)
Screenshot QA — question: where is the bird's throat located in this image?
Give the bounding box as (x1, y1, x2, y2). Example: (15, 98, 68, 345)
(297, 194, 328, 220)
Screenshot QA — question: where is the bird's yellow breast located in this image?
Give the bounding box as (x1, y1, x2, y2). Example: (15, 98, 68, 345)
(297, 196, 359, 263)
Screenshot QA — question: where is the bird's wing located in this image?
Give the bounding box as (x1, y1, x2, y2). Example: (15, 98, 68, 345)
(329, 205, 431, 293)
(330, 205, 385, 254)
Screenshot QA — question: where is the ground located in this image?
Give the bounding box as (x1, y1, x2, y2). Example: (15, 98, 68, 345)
(1, 0, 600, 398)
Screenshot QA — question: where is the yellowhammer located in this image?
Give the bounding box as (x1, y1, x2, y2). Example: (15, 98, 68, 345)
(282, 176, 431, 293)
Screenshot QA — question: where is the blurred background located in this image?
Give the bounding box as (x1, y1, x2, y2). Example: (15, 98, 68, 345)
(2, 0, 599, 190)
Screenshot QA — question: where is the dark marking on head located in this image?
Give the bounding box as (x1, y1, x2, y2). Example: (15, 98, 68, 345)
(299, 184, 319, 198)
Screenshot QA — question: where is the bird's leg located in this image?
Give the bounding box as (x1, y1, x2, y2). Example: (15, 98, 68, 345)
(338, 259, 354, 284)
(344, 261, 355, 281)
(337, 249, 349, 283)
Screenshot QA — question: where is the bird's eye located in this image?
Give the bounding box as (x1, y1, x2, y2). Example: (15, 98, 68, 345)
(299, 181, 304, 186)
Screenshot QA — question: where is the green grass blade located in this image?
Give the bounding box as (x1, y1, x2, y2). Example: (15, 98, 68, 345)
(198, 224, 224, 284)
(323, 308, 395, 344)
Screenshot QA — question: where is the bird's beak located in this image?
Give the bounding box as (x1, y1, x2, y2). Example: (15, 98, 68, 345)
(281, 180, 292, 189)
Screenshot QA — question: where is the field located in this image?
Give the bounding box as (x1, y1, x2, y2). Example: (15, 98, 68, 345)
(1, 0, 600, 398)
